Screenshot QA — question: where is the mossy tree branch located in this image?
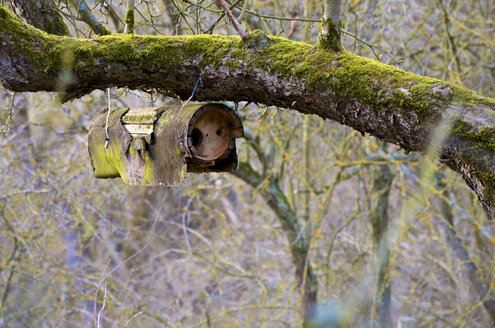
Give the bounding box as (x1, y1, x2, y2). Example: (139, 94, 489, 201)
(1, 5, 495, 218)
(6, 0, 69, 36)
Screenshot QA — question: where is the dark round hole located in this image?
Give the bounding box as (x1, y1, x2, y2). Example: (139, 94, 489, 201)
(216, 129, 222, 136)
(191, 128, 203, 147)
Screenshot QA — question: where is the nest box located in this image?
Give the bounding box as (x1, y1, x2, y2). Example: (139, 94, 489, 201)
(87, 103, 244, 186)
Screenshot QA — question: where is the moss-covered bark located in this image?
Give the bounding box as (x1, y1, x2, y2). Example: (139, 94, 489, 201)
(1, 4, 495, 217)
(6, 0, 69, 36)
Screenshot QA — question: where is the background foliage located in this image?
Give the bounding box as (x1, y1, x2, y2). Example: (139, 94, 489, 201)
(1, 0, 494, 327)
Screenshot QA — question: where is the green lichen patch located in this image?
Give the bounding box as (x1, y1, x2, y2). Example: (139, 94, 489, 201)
(90, 142, 125, 179)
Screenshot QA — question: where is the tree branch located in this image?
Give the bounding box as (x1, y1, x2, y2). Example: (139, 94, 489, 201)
(1, 5, 495, 218)
(218, 0, 247, 39)
(69, 0, 111, 36)
(6, 0, 69, 36)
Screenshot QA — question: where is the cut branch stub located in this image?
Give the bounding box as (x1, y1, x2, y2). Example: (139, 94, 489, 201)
(87, 102, 244, 186)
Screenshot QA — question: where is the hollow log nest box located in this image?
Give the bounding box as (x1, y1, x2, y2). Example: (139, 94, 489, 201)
(87, 103, 244, 186)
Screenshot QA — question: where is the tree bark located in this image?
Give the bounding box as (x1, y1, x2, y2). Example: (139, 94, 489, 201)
(1, 5, 495, 218)
(5, 0, 69, 36)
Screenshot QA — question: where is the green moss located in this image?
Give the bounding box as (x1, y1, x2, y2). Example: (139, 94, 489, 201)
(243, 30, 272, 49)
(242, 37, 454, 123)
(317, 18, 344, 52)
(43, 14, 70, 36)
(0, 5, 61, 75)
(453, 121, 495, 152)
(0, 4, 68, 36)
(125, 9, 134, 34)
(450, 116, 495, 208)
(0, 6, 7, 19)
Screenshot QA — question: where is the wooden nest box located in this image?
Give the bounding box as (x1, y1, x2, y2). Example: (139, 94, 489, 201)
(87, 103, 244, 186)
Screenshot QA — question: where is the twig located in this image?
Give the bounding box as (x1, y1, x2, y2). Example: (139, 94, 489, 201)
(123, 311, 143, 327)
(218, 0, 246, 39)
(1, 92, 15, 137)
(104, 88, 111, 148)
(0, 208, 20, 308)
(205, 0, 243, 34)
(96, 282, 107, 328)
(341, 29, 402, 65)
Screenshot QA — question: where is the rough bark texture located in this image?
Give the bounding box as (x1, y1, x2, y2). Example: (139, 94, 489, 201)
(5, 0, 69, 36)
(1, 5, 495, 217)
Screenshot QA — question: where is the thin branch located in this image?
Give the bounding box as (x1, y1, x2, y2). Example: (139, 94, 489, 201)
(0, 207, 20, 308)
(70, 0, 111, 35)
(123, 0, 135, 34)
(0, 91, 15, 136)
(218, 0, 246, 39)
